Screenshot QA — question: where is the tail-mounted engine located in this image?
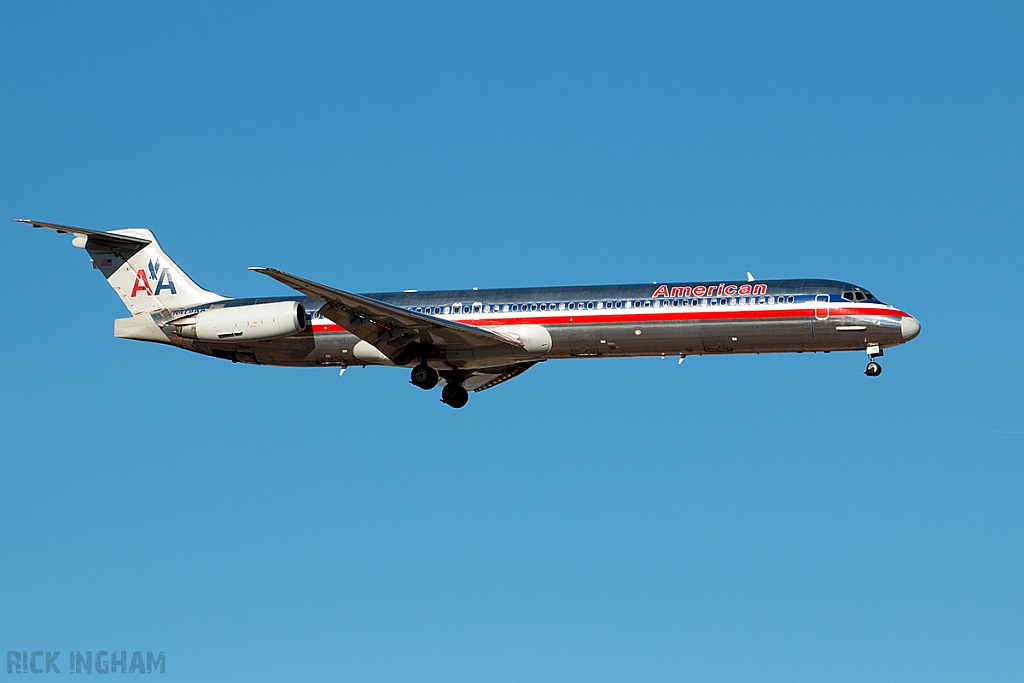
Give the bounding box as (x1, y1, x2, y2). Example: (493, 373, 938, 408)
(174, 301, 307, 341)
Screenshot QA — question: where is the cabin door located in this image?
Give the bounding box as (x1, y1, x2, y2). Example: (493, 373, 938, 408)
(814, 294, 830, 320)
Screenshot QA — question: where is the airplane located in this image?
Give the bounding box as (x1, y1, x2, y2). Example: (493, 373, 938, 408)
(20, 219, 921, 408)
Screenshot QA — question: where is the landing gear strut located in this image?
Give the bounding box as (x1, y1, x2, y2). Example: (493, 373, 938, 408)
(441, 382, 469, 408)
(410, 363, 439, 390)
(864, 344, 883, 377)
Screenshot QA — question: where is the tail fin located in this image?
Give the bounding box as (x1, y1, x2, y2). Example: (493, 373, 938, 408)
(18, 219, 225, 314)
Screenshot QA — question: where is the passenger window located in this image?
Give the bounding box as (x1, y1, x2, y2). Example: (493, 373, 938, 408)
(615, 301, 623, 308)
(587, 302, 594, 309)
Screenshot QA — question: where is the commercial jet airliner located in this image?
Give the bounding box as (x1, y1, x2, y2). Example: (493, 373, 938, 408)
(22, 219, 921, 408)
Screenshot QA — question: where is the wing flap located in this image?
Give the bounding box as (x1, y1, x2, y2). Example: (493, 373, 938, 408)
(463, 361, 539, 392)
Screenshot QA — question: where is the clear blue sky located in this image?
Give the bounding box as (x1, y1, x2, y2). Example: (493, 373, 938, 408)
(1, 2, 1022, 681)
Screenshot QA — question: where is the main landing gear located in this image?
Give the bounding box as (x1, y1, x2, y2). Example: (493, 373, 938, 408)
(864, 344, 883, 377)
(441, 382, 469, 409)
(410, 363, 439, 390)
(411, 363, 469, 408)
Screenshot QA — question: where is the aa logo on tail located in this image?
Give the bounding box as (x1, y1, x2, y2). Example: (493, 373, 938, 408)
(131, 259, 177, 297)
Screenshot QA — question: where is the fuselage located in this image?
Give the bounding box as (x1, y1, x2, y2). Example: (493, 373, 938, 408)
(25, 219, 922, 408)
(164, 278, 920, 369)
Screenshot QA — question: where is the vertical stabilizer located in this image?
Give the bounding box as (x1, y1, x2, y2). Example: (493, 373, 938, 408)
(19, 220, 225, 314)
(91, 228, 224, 314)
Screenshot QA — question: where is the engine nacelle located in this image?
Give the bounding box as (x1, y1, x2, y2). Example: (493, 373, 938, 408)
(492, 324, 552, 354)
(181, 301, 307, 341)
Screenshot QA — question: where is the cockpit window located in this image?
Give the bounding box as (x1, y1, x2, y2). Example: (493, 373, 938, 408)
(842, 292, 854, 301)
(854, 291, 866, 301)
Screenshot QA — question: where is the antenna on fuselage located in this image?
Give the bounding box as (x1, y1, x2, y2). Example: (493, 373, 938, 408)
(746, 272, 755, 282)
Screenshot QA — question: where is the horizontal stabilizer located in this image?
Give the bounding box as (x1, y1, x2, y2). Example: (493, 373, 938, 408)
(14, 218, 152, 250)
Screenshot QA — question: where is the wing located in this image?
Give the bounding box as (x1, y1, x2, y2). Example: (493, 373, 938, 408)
(249, 267, 523, 364)
(14, 218, 151, 251)
(461, 361, 539, 392)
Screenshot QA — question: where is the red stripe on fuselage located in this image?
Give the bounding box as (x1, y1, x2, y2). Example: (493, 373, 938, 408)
(310, 306, 909, 334)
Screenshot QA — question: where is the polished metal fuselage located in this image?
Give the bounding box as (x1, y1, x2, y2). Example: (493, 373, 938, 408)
(170, 278, 914, 369)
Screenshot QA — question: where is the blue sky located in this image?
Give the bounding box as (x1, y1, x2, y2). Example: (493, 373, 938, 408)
(1, 2, 1021, 681)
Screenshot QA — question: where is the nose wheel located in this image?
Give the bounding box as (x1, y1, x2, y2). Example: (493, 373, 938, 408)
(864, 344, 883, 377)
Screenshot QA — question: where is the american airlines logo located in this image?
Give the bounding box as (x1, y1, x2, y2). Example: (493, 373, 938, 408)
(652, 283, 767, 298)
(130, 259, 176, 297)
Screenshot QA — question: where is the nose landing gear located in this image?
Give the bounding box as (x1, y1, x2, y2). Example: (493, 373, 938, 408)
(864, 344, 883, 377)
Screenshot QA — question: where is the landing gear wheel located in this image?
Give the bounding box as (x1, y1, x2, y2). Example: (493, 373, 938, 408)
(865, 361, 882, 377)
(411, 364, 439, 390)
(441, 383, 469, 408)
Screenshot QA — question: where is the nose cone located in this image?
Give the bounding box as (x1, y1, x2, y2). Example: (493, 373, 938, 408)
(901, 315, 921, 342)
